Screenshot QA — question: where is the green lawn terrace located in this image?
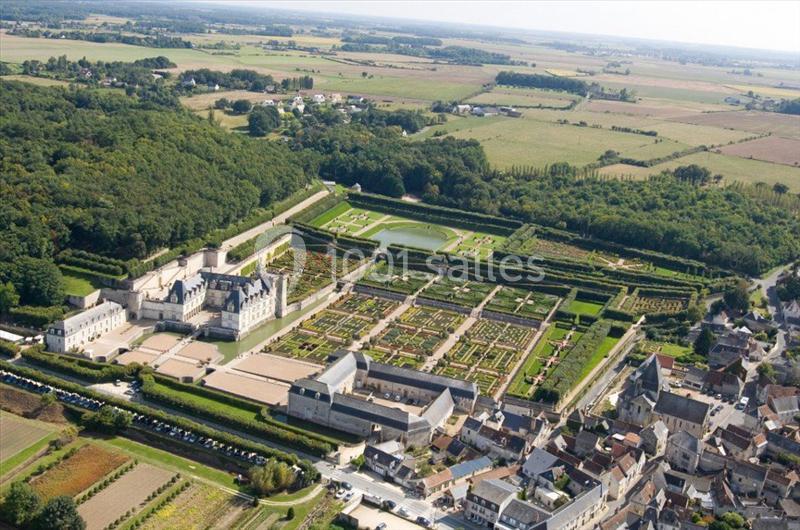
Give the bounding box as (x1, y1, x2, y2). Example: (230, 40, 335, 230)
(419, 276, 497, 309)
(357, 261, 435, 295)
(484, 285, 561, 322)
(309, 201, 505, 258)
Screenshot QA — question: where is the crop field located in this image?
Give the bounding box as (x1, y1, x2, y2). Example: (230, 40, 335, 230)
(467, 319, 537, 349)
(398, 305, 465, 333)
(0, 413, 57, 467)
(718, 135, 800, 166)
(138, 482, 258, 530)
(466, 86, 579, 108)
(263, 329, 342, 364)
(332, 293, 398, 319)
(415, 113, 694, 168)
(668, 110, 800, 139)
(374, 324, 445, 356)
(485, 286, 560, 320)
(420, 276, 495, 308)
(301, 309, 375, 341)
(77, 464, 174, 530)
(600, 151, 800, 192)
(30, 444, 130, 500)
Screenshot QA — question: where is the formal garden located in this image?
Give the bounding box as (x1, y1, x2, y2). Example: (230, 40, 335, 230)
(484, 286, 561, 321)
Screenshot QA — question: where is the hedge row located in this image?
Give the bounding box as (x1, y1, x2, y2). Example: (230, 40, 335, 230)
(59, 249, 130, 275)
(227, 225, 293, 263)
(0, 339, 20, 357)
(22, 348, 131, 383)
(348, 192, 521, 234)
(533, 319, 614, 404)
(0, 361, 319, 481)
(140, 374, 334, 456)
(289, 191, 344, 224)
(8, 305, 64, 328)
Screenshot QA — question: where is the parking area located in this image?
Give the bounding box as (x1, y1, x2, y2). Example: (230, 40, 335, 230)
(347, 504, 421, 530)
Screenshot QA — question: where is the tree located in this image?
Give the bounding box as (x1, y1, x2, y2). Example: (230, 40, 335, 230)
(286, 507, 295, 520)
(720, 512, 745, 528)
(214, 97, 230, 110)
(0, 482, 41, 527)
(82, 405, 130, 434)
(231, 99, 253, 114)
(248, 106, 281, 137)
(708, 521, 732, 530)
(8, 257, 65, 307)
(30, 496, 85, 530)
(350, 454, 365, 470)
(773, 182, 789, 195)
(0, 281, 19, 314)
(694, 327, 715, 356)
(723, 280, 750, 314)
(249, 461, 295, 496)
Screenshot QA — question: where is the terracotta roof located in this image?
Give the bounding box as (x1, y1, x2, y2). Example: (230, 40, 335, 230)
(656, 354, 675, 371)
(422, 468, 453, 489)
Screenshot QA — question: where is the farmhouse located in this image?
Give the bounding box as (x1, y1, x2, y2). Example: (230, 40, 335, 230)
(140, 270, 287, 339)
(46, 301, 126, 354)
(288, 350, 477, 446)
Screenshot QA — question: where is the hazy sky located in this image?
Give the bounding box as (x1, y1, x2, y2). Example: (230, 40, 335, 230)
(235, 1, 800, 53)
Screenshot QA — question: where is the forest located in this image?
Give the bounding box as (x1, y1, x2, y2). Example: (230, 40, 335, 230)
(0, 80, 313, 300)
(495, 71, 590, 94)
(298, 122, 800, 275)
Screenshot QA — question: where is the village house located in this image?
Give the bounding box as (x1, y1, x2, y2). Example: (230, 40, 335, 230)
(653, 392, 710, 439)
(665, 431, 703, 473)
(729, 460, 767, 498)
(465, 478, 518, 527)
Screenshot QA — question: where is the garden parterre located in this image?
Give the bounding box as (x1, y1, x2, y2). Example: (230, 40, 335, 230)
(485, 286, 560, 320)
(419, 276, 496, 308)
(398, 305, 465, 333)
(332, 293, 398, 319)
(263, 330, 342, 364)
(358, 261, 434, 295)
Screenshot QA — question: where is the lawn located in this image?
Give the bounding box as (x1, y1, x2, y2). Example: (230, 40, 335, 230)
(565, 299, 605, 317)
(59, 267, 105, 297)
(640, 340, 692, 358)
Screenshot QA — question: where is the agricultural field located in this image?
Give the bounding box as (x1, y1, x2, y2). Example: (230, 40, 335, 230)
(263, 329, 342, 364)
(484, 286, 561, 321)
(77, 463, 175, 530)
(29, 444, 130, 500)
(668, 110, 800, 139)
(718, 135, 800, 166)
(466, 86, 579, 108)
(398, 305, 466, 333)
(373, 323, 446, 357)
(600, 150, 800, 192)
(358, 261, 434, 295)
(332, 293, 399, 320)
(420, 276, 496, 308)
(0, 413, 59, 470)
(300, 309, 375, 341)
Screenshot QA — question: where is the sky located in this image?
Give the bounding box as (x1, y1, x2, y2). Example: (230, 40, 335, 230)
(229, 0, 800, 53)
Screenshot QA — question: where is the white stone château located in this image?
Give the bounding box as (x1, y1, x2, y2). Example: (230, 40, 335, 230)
(140, 270, 287, 339)
(46, 301, 126, 354)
